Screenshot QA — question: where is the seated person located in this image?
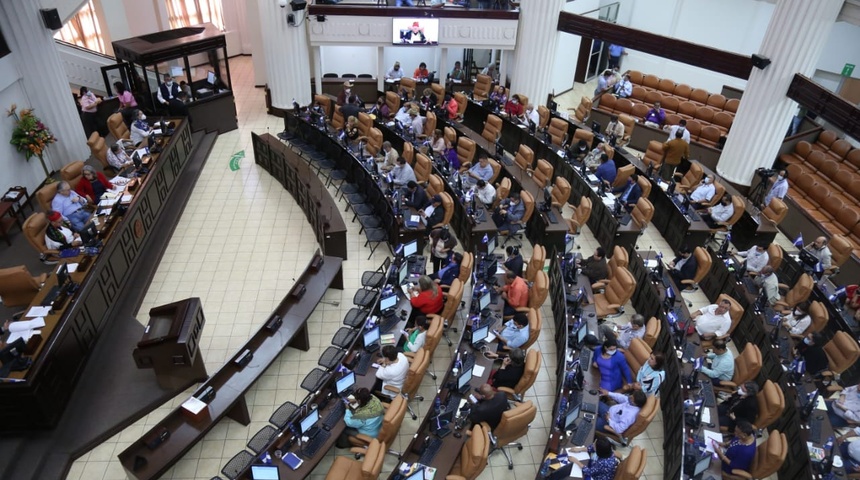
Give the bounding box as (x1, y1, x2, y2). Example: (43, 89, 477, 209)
(421, 194, 446, 234)
(466, 156, 494, 184)
(642, 102, 666, 128)
(836, 425, 860, 475)
(595, 154, 617, 186)
(492, 194, 525, 234)
(106, 144, 134, 171)
(570, 140, 592, 164)
(613, 74, 633, 98)
(736, 244, 769, 274)
(503, 246, 524, 277)
(0, 338, 32, 377)
(391, 156, 417, 187)
(628, 352, 665, 397)
(504, 94, 524, 118)
(408, 108, 425, 137)
(444, 94, 459, 120)
(495, 313, 530, 350)
(668, 245, 698, 286)
(489, 348, 526, 390)
(371, 96, 390, 119)
(579, 247, 608, 284)
(524, 104, 540, 128)
(402, 315, 428, 353)
(449, 61, 465, 82)
(604, 115, 625, 144)
(794, 332, 829, 375)
(394, 104, 413, 125)
(385, 61, 404, 80)
(420, 88, 438, 110)
(700, 340, 735, 384)
(595, 389, 646, 435)
(713, 421, 757, 475)
(468, 383, 509, 429)
(45, 210, 97, 250)
(828, 383, 860, 427)
(495, 272, 529, 317)
(413, 62, 430, 80)
(378, 141, 399, 172)
(690, 299, 733, 341)
(430, 129, 448, 157)
(130, 109, 153, 147)
(373, 345, 410, 399)
(805, 236, 833, 271)
(601, 314, 646, 351)
(718, 382, 758, 431)
(340, 96, 362, 120)
(471, 179, 496, 208)
(404, 181, 429, 210)
(689, 174, 716, 207)
(51, 181, 92, 233)
(430, 252, 463, 286)
(593, 337, 632, 392)
(489, 85, 507, 108)
(345, 115, 361, 142)
(75, 166, 113, 205)
(336, 387, 385, 448)
(443, 144, 460, 170)
(706, 193, 734, 224)
(753, 265, 780, 306)
(569, 438, 619, 479)
(616, 173, 642, 209)
(409, 275, 444, 318)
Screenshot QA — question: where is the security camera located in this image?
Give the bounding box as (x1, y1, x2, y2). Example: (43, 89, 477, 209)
(278, 0, 287, 8)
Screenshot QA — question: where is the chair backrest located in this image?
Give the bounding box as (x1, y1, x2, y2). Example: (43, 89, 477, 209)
(422, 315, 444, 361)
(643, 316, 661, 348)
(529, 270, 549, 310)
(400, 77, 416, 98)
(766, 243, 783, 271)
(624, 337, 652, 377)
(379, 396, 408, 445)
(385, 91, 400, 116)
(488, 159, 502, 184)
(431, 83, 445, 106)
(606, 266, 636, 307)
(331, 106, 345, 130)
(551, 176, 571, 207)
(750, 431, 787, 479)
(614, 446, 647, 480)
(622, 396, 659, 441)
(618, 114, 635, 141)
(830, 235, 853, 268)
(753, 380, 784, 431)
(473, 74, 492, 99)
(547, 118, 568, 147)
(680, 163, 704, 191)
(22, 212, 52, 255)
(0, 265, 43, 307)
(61, 161, 85, 189)
(440, 279, 463, 322)
(573, 97, 589, 122)
(361, 439, 386, 480)
(572, 128, 594, 147)
(424, 111, 437, 137)
(313, 94, 333, 118)
(402, 349, 429, 397)
(785, 274, 813, 309)
(520, 190, 535, 225)
(357, 112, 372, 136)
(612, 164, 635, 189)
(762, 197, 787, 225)
(532, 159, 553, 189)
(807, 301, 828, 334)
(636, 175, 651, 199)
(724, 196, 745, 228)
(414, 153, 432, 184)
(366, 127, 383, 156)
(427, 174, 444, 197)
(607, 245, 629, 278)
(569, 196, 592, 234)
(690, 247, 712, 284)
(454, 92, 468, 115)
(525, 245, 546, 283)
(459, 253, 474, 283)
(643, 140, 664, 168)
(824, 331, 860, 374)
(494, 177, 511, 208)
(538, 105, 551, 128)
(717, 293, 744, 336)
(700, 181, 725, 208)
(631, 197, 654, 228)
(512, 349, 541, 397)
(599, 93, 617, 112)
(457, 137, 477, 167)
(521, 307, 542, 351)
(437, 192, 454, 227)
(456, 424, 490, 480)
(107, 113, 129, 140)
(482, 114, 503, 143)
(493, 401, 536, 448)
(515, 144, 535, 171)
(35, 182, 59, 212)
(402, 141, 414, 165)
(87, 132, 109, 170)
(732, 343, 762, 386)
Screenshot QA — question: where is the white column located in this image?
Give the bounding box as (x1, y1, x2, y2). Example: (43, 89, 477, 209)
(509, 0, 565, 104)
(716, 0, 843, 186)
(257, 1, 312, 108)
(0, 0, 89, 172)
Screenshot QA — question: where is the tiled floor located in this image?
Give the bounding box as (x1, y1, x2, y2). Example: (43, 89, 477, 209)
(65, 61, 788, 480)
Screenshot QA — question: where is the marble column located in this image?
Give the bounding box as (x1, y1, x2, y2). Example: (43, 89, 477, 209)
(716, 0, 842, 186)
(0, 0, 89, 172)
(257, 0, 312, 108)
(509, 0, 565, 106)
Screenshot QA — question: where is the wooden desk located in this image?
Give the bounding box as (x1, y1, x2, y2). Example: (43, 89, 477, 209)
(252, 132, 348, 259)
(0, 118, 195, 430)
(117, 252, 344, 480)
(315, 77, 379, 104)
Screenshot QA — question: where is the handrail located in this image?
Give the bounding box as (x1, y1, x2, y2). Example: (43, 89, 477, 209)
(54, 38, 117, 62)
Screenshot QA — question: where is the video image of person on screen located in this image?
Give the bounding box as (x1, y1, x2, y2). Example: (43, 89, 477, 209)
(402, 21, 427, 44)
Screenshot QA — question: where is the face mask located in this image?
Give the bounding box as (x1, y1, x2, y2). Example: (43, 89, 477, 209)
(778, 175, 785, 181)
(606, 349, 617, 356)
(512, 99, 518, 104)
(737, 387, 745, 396)
(703, 178, 710, 184)
(139, 114, 147, 120)
(803, 337, 813, 345)
(166, 81, 173, 87)
(345, 89, 351, 94)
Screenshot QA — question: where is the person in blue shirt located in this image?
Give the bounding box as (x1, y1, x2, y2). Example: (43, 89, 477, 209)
(593, 337, 632, 391)
(492, 194, 525, 234)
(595, 154, 617, 187)
(503, 246, 524, 277)
(607, 44, 626, 69)
(467, 155, 494, 184)
(494, 312, 529, 350)
(596, 389, 646, 436)
(714, 421, 757, 475)
(762, 169, 788, 209)
(430, 252, 462, 286)
(569, 437, 619, 479)
(616, 172, 642, 209)
(337, 387, 385, 448)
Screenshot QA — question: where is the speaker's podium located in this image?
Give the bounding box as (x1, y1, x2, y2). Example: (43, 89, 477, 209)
(133, 298, 208, 389)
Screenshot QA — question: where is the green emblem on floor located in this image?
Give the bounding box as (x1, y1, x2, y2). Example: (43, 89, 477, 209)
(229, 150, 245, 171)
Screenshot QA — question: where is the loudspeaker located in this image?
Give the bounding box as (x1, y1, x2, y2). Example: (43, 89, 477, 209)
(751, 54, 771, 70)
(40, 8, 62, 30)
(290, 0, 307, 10)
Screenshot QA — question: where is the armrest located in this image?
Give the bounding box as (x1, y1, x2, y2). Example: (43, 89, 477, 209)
(592, 280, 608, 290)
(515, 307, 530, 313)
(718, 380, 738, 389)
(729, 469, 753, 479)
(681, 279, 696, 285)
(352, 434, 374, 445)
(349, 446, 368, 456)
(606, 303, 621, 311)
(384, 385, 401, 394)
(497, 386, 516, 395)
(777, 283, 789, 292)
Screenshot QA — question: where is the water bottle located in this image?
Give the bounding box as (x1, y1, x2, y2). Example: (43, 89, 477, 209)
(539, 459, 551, 477)
(434, 397, 442, 414)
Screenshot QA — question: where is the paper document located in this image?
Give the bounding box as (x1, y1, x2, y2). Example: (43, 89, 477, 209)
(703, 430, 723, 452)
(486, 332, 497, 343)
(561, 450, 590, 477)
(152, 129, 163, 136)
(472, 365, 486, 377)
(6, 317, 46, 343)
(133, 148, 148, 159)
(181, 396, 207, 415)
(410, 215, 421, 224)
(424, 205, 436, 218)
(645, 259, 659, 269)
(586, 174, 599, 183)
(121, 194, 133, 203)
(66, 263, 79, 273)
(25, 306, 51, 318)
(816, 395, 827, 410)
(702, 408, 711, 424)
(496, 264, 506, 274)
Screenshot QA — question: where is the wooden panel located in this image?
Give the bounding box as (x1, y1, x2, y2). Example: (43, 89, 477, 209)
(787, 74, 860, 140)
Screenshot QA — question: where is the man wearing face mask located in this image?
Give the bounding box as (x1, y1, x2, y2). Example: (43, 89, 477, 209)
(493, 311, 529, 350)
(795, 332, 828, 375)
(705, 193, 734, 225)
(666, 119, 691, 143)
(337, 81, 353, 106)
(595, 389, 646, 435)
(735, 244, 769, 275)
(753, 266, 780, 306)
(157, 74, 181, 106)
(386, 61, 404, 81)
(763, 169, 788, 208)
(689, 174, 716, 206)
(718, 381, 758, 431)
(668, 245, 698, 286)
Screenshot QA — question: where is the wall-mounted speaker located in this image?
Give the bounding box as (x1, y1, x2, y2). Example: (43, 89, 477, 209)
(751, 54, 771, 70)
(40, 9, 62, 31)
(290, 0, 307, 11)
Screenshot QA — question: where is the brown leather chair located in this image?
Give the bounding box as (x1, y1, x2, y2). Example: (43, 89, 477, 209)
(0, 265, 48, 307)
(497, 349, 541, 402)
(488, 159, 502, 184)
(572, 128, 594, 148)
(547, 118, 568, 148)
(680, 246, 711, 291)
(538, 105, 551, 129)
(721, 431, 787, 480)
(689, 88, 710, 106)
(357, 112, 372, 137)
(414, 153, 432, 184)
(528, 270, 549, 310)
(431, 83, 445, 107)
(500, 190, 534, 247)
(698, 125, 722, 147)
(35, 183, 59, 213)
(618, 114, 635, 146)
(22, 212, 59, 261)
(597, 395, 659, 446)
(458, 253, 474, 284)
(454, 92, 468, 117)
(87, 133, 111, 172)
(400, 77, 416, 99)
(623, 337, 652, 377)
(567, 196, 592, 236)
(482, 114, 503, 144)
(493, 177, 511, 209)
(714, 343, 761, 393)
(774, 273, 813, 314)
(597, 93, 617, 114)
(612, 164, 635, 190)
(447, 424, 489, 480)
(530, 159, 553, 189)
(636, 175, 651, 199)
(402, 141, 415, 165)
(627, 70, 644, 85)
(427, 174, 444, 197)
(313, 94, 333, 118)
(643, 316, 661, 348)
(348, 395, 407, 449)
(673, 83, 692, 99)
(699, 181, 725, 209)
(439, 279, 464, 346)
(806, 301, 829, 335)
(385, 91, 400, 118)
(107, 113, 130, 141)
(383, 349, 429, 419)
(829, 235, 854, 272)
(61, 161, 85, 190)
(551, 177, 571, 209)
(456, 137, 476, 169)
(421, 111, 437, 140)
(631, 198, 654, 229)
(514, 144, 535, 172)
(823, 331, 860, 377)
(324, 439, 386, 480)
(642, 141, 664, 170)
(331, 106, 345, 130)
(675, 163, 704, 194)
(710, 196, 745, 233)
(765, 244, 783, 271)
(593, 266, 635, 318)
(472, 74, 492, 101)
(752, 380, 784, 431)
(569, 96, 590, 123)
(434, 192, 455, 229)
(365, 127, 383, 157)
(485, 401, 536, 469)
(592, 245, 629, 290)
(614, 446, 647, 480)
(761, 197, 787, 225)
(512, 307, 541, 350)
(525, 245, 546, 283)
(405, 315, 444, 379)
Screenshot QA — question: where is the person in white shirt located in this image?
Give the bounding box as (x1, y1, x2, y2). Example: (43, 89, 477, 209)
(666, 120, 691, 143)
(708, 193, 734, 223)
(130, 109, 153, 147)
(736, 244, 769, 274)
(378, 141, 399, 172)
(394, 104, 413, 125)
(805, 236, 833, 270)
(781, 301, 811, 337)
(374, 345, 410, 398)
(753, 266, 780, 306)
(524, 104, 540, 127)
(763, 169, 788, 208)
(107, 144, 134, 170)
(689, 174, 716, 205)
(44, 210, 84, 250)
(605, 114, 625, 142)
(391, 157, 417, 187)
(386, 61, 404, 80)
(408, 108, 425, 137)
(472, 180, 496, 207)
(613, 74, 633, 98)
(402, 316, 428, 353)
(690, 299, 733, 340)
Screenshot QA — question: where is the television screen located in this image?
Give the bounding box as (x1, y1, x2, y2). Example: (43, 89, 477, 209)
(392, 18, 439, 45)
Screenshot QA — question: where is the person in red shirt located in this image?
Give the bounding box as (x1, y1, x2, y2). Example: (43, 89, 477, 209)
(445, 94, 459, 120)
(409, 275, 444, 325)
(504, 94, 524, 118)
(496, 271, 528, 316)
(413, 62, 430, 81)
(75, 165, 114, 204)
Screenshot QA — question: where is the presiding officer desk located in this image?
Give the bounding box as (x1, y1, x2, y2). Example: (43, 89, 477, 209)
(118, 251, 344, 480)
(0, 118, 195, 430)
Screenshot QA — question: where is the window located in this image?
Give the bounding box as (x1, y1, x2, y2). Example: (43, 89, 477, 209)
(54, 0, 106, 54)
(165, 0, 225, 31)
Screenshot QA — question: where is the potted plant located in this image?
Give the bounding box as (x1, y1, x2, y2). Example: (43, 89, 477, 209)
(7, 104, 57, 181)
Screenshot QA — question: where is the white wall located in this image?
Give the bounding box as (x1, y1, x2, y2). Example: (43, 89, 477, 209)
(548, 0, 600, 95)
(815, 21, 860, 79)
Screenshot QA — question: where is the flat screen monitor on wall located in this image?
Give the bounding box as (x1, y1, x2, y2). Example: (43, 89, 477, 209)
(392, 18, 439, 45)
